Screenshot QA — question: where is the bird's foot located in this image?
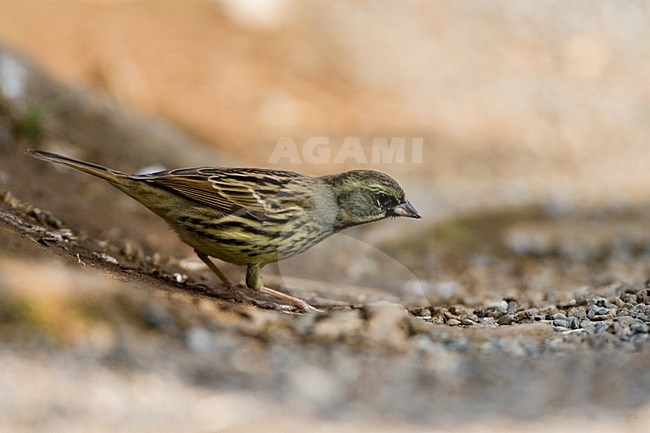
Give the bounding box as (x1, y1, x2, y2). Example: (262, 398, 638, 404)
(222, 283, 320, 313)
(223, 283, 254, 303)
(259, 285, 322, 313)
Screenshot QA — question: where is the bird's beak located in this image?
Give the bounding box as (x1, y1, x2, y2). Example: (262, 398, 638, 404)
(393, 200, 421, 219)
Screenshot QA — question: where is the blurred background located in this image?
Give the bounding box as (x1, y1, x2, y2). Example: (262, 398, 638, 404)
(2, 1, 650, 432)
(2, 0, 649, 212)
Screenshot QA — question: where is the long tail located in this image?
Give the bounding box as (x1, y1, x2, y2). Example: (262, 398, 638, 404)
(27, 149, 129, 184)
(28, 149, 184, 219)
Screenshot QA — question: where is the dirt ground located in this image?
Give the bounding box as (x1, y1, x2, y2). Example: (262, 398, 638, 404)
(0, 47, 649, 432)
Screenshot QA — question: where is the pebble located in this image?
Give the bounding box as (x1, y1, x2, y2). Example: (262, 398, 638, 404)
(581, 320, 596, 331)
(587, 305, 610, 320)
(631, 323, 649, 334)
(461, 318, 476, 326)
(621, 293, 637, 304)
(594, 323, 610, 334)
(588, 297, 608, 307)
(497, 315, 514, 325)
(172, 273, 187, 284)
(552, 319, 570, 328)
(93, 252, 119, 265)
(615, 316, 636, 328)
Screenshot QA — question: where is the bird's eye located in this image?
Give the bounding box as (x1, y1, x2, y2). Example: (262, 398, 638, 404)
(376, 192, 396, 208)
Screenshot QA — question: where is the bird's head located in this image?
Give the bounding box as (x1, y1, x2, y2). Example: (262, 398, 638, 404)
(323, 169, 421, 229)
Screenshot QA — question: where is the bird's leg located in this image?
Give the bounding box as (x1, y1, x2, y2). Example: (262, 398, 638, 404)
(246, 264, 321, 313)
(195, 250, 230, 284)
(194, 249, 248, 301)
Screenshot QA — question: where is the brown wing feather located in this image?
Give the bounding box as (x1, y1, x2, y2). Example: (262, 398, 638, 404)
(133, 167, 309, 220)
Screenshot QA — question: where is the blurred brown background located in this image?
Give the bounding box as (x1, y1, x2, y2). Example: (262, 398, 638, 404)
(2, 2, 650, 432)
(2, 0, 649, 214)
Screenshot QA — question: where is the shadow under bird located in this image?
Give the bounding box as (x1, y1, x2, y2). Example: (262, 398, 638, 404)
(28, 149, 421, 311)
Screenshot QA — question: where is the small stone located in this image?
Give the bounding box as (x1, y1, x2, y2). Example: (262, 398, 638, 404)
(588, 297, 607, 307)
(615, 316, 636, 328)
(409, 306, 431, 317)
(611, 297, 624, 308)
(57, 229, 74, 241)
(497, 315, 514, 325)
(444, 311, 459, 321)
(581, 319, 596, 330)
(594, 323, 610, 334)
(552, 319, 570, 328)
(446, 319, 461, 326)
(567, 307, 586, 320)
(587, 305, 610, 320)
(461, 318, 476, 326)
(620, 293, 637, 304)
(172, 273, 187, 283)
(616, 308, 631, 317)
(630, 323, 650, 334)
(93, 252, 119, 265)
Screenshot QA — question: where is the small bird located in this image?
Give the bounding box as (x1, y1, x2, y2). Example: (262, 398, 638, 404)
(27, 149, 421, 311)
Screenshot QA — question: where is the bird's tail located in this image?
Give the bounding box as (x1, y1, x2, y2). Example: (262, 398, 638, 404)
(27, 149, 129, 184)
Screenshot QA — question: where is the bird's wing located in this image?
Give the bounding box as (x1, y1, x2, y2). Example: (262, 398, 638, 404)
(136, 168, 307, 221)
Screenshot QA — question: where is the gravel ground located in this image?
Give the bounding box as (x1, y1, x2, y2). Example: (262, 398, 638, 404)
(2, 168, 650, 431)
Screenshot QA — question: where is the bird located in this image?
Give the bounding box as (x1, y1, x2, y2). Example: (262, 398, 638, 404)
(27, 149, 421, 312)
